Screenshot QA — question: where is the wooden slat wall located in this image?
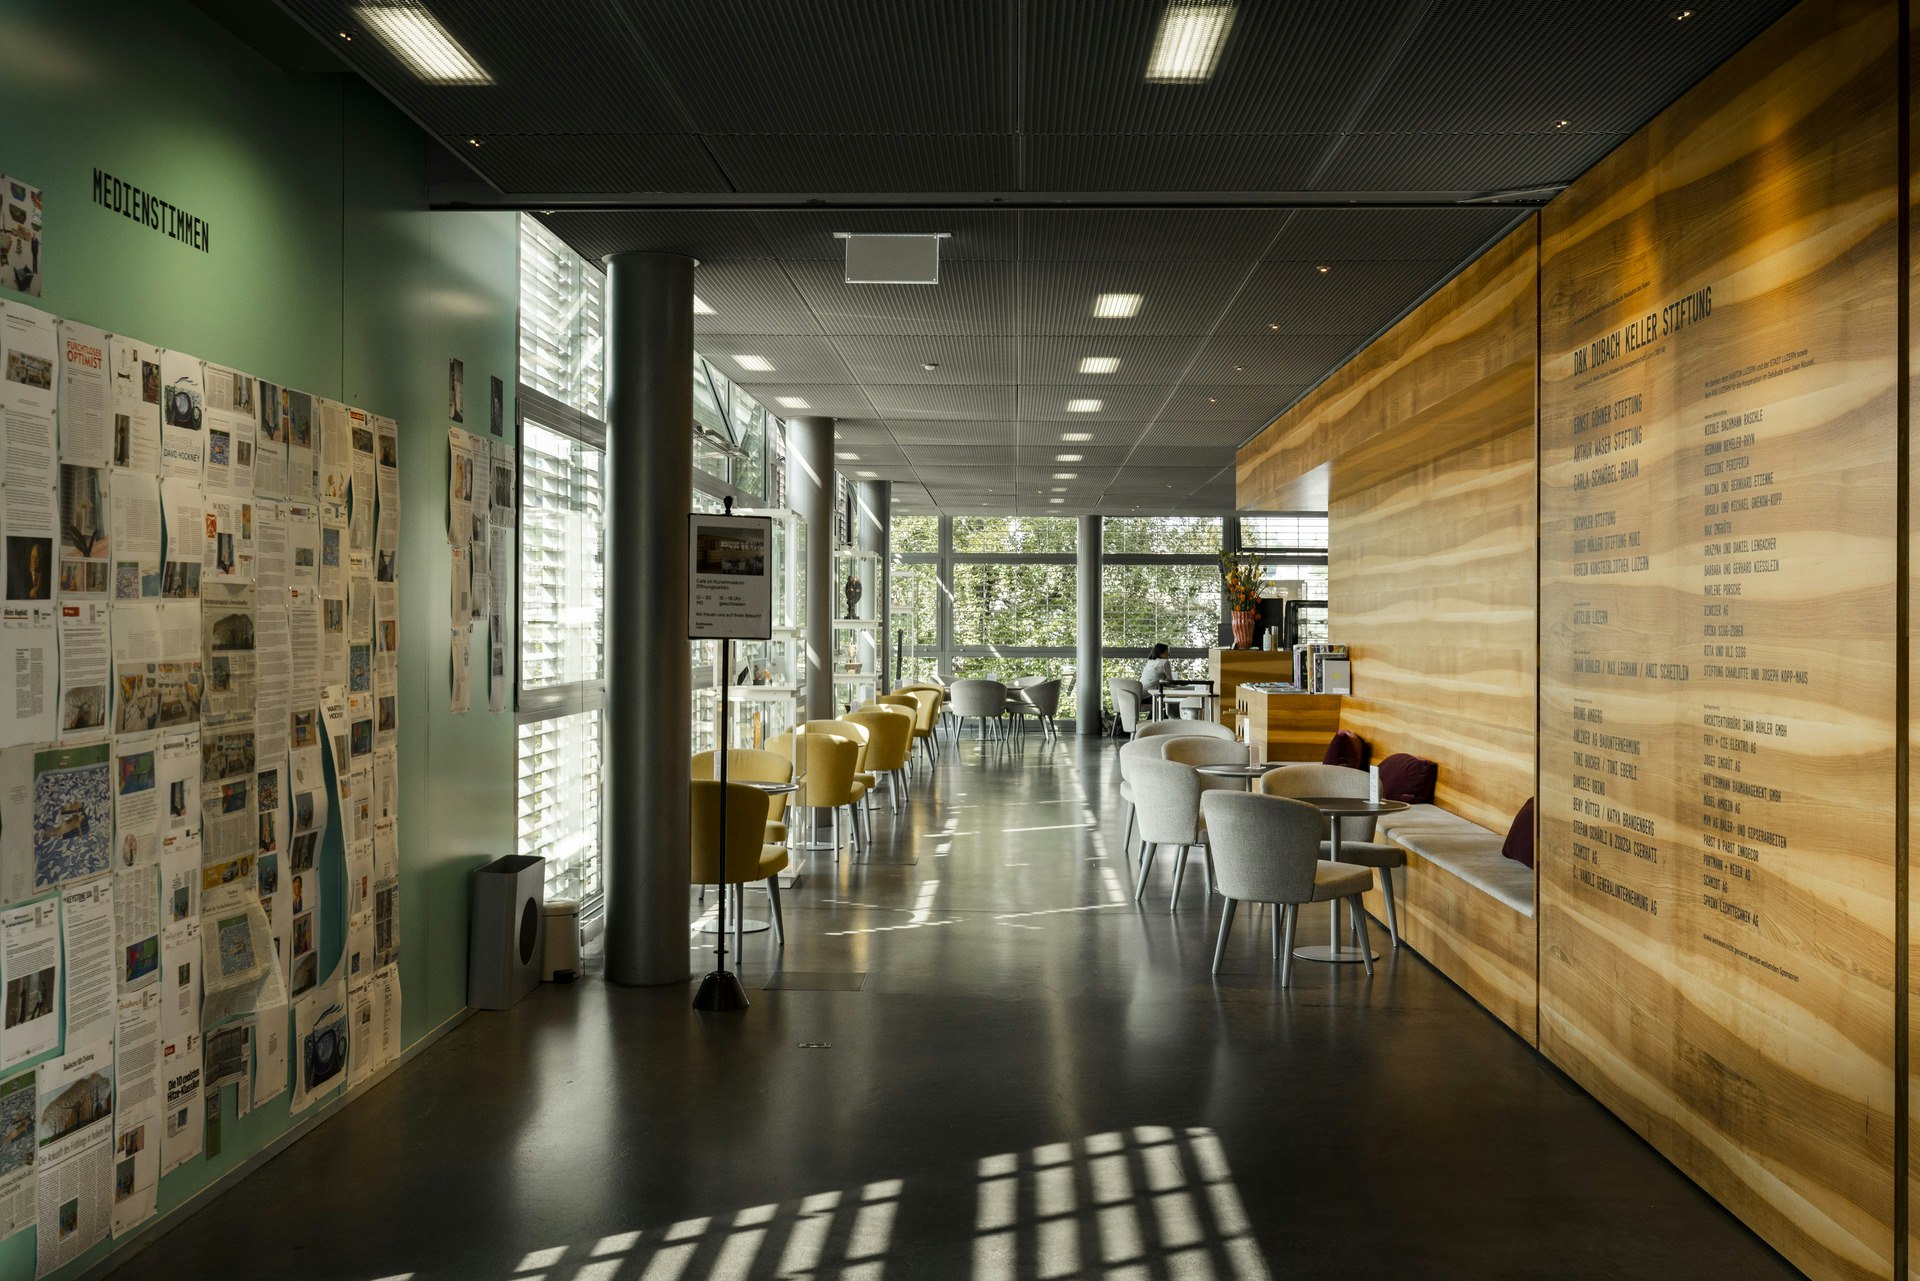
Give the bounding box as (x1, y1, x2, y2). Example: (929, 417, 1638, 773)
(1331, 428, 1536, 833)
(1538, 5, 1900, 1280)
(1239, 223, 1539, 835)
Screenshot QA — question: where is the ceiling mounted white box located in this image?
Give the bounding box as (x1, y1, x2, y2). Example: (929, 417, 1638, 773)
(838, 233, 948, 285)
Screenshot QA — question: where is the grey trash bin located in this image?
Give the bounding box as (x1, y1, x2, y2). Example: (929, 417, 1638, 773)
(468, 854, 544, 1010)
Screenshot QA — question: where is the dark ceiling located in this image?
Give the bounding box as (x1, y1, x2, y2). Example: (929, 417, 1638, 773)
(245, 0, 1795, 515)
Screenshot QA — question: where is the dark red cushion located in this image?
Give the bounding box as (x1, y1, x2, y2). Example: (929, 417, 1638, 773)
(1322, 729, 1370, 770)
(1377, 753, 1436, 804)
(1502, 798, 1536, 868)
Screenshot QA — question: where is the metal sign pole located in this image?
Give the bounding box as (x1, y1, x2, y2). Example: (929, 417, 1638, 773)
(694, 497, 749, 1012)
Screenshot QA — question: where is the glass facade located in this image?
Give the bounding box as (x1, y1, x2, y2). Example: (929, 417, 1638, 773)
(890, 512, 1329, 724)
(514, 216, 794, 910)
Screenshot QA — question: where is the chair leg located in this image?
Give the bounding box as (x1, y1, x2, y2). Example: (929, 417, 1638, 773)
(767, 877, 785, 945)
(1380, 870, 1401, 949)
(1211, 897, 1238, 974)
(1201, 844, 1214, 896)
(1134, 844, 1157, 902)
(733, 884, 745, 962)
(1351, 897, 1375, 976)
(1279, 904, 1298, 986)
(1122, 804, 1136, 856)
(1168, 845, 1188, 910)
(1271, 907, 1279, 958)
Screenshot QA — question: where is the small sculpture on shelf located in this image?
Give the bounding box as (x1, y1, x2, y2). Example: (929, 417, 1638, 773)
(844, 568, 863, 620)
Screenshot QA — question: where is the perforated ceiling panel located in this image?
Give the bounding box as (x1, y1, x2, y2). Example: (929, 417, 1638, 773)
(262, 0, 1800, 513)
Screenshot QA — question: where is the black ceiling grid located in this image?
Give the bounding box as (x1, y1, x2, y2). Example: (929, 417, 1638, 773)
(254, 0, 1804, 516)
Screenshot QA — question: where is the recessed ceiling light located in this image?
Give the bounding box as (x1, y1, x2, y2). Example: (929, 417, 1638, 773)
(1053, 472, 1079, 480)
(1066, 399, 1102, 413)
(1232, 366, 1244, 372)
(1315, 264, 1330, 273)
(467, 138, 482, 147)
(1079, 356, 1120, 374)
(1207, 397, 1217, 404)
(922, 362, 940, 371)
(776, 396, 811, 410)
(1056, 453, 1084, 463)
(1061, 432, 1093, 442)
(1093, 293, 1143, 319)
(692, 296, 715, 315)
(1671, 8, 1693, 20)
(1049, 498, 1065, 504)
(1051, 486, 1069, 493)
(1146, 1, 1236, 83)
(338, 31, 352, 40)
(1554, 119, 1571, 129)
(856, 470, 878, 478)
(732, 355, 774, 372)
(837, 452, 860, 461)
(1268, 323, 1279, 331)
(352, 3, 494, 84)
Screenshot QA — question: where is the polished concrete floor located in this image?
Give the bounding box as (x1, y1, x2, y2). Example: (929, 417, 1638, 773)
(118, 732, 1799, 1280)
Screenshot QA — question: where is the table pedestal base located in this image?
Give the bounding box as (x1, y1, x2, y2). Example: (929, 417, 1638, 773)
(1292, 943, 1378, 964)
(698, 916, 771, 935)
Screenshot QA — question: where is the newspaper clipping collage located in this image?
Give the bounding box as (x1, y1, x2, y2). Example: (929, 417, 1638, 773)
(0, 294, 409, 1276)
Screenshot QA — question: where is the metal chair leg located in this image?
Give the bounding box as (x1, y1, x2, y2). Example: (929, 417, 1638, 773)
(733, 884, 745, 962)
(1279, 903, 1298, 986)
(1134, 844, 1157, 902)
(1169, 845, 1188, 910)
(767, 877, 786, 945)
(1380, 870, 1401, 949)
(1122, 804, 1136, 855)
(1351, 897, 1375, 975)
(1211, 897, 1237, 974)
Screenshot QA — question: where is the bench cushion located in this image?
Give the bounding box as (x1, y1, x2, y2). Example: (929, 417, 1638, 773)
(1376, 804, 1534, 917)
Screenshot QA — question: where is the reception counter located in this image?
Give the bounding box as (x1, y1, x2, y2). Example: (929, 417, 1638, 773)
(1234, 684, 1342, 762)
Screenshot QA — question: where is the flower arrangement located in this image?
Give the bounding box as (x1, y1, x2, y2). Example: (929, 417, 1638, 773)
(1220, 551, 1263, 614)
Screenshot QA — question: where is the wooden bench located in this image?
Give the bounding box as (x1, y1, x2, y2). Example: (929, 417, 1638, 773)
(1365, 804, 1537, 1044)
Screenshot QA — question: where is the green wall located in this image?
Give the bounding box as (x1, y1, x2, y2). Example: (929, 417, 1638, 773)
(0, 1, 519, 1275)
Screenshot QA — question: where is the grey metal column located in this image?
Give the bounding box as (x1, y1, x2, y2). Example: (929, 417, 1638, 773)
(858, 480, 891, 691)
(789, 416, 836, 721)
(1077, 514, 1103, 735)
(602, 252, 695, 987)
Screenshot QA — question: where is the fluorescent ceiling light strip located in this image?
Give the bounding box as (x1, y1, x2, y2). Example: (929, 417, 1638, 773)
(1079, 356, 1120, 374)
(732, 355, 774, 372)
(1066, 399, 1102, 413)
(1146, 2, 1235, 84)
(1092, 293, 1142, 319)
(352, 3, 493, 84)
(777, 396, 810, 409)
(693, 296, 715, 315)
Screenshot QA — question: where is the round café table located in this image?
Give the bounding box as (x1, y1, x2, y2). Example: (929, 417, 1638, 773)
(1151, 684, 1220, 723)
(1288, 796, 1409, 964)
(698, 779, 798, 937)
(1195, 762, 1281, 791)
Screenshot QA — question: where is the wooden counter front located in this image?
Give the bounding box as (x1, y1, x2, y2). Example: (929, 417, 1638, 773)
(1235, 687, 1340, 762)
(1207, 649, 1296, 728)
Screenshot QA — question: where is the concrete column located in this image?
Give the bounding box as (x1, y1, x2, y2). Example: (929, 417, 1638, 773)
(1077, 514, 1103, 735)
(858, 480, 891, 691)
(788, 416, 836, 721)
(601, 252, 694, 987)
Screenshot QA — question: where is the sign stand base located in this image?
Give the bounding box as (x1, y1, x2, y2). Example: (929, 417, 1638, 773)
(693, 968, 750, 1012)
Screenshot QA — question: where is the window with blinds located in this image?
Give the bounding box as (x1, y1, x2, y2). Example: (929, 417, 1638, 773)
(517, 711, 603, 905)
(517, 216, 610, 909)
(519, 420, 605, 693)
(519, 218, 604, 417)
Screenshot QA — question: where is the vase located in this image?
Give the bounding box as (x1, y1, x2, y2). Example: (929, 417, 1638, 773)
(1230, 610, 1257, 649)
